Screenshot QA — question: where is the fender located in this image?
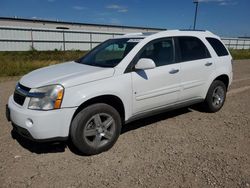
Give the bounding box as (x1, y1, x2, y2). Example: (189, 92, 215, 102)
(62, 74, 133, 121)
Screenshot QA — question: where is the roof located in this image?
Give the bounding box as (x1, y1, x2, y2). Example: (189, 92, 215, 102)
(0, 17, 166, 31)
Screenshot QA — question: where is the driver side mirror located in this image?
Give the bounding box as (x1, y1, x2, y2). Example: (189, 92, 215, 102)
(135, 58, 156, 70)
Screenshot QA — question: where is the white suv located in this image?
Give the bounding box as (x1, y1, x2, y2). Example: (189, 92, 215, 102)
(6, 30, 233, 155)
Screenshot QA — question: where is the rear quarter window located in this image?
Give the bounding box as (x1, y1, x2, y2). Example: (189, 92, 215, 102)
(177, 36, 211, 62)
(206, 37, 229, 57)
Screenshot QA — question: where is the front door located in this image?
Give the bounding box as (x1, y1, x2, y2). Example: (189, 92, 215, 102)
(131, 38, 181, 114)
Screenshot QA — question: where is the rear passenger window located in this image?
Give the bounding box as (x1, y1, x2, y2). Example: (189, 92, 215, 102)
(206, 37, 229, 57)
(139, 38, 174, 67)
(178, 37, 211, 62)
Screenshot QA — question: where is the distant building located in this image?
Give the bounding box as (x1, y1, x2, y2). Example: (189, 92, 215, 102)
(0, 17, 165, 51)
(0, 17, 165, 33)
(1, 17, 249, 51)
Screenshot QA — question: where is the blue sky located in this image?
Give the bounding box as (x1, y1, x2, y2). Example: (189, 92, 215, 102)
(0, 0, 249, 37)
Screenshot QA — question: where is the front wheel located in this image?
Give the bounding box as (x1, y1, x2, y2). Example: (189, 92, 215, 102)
(70, 103, 121, 155)
(203, 80, 227, 113)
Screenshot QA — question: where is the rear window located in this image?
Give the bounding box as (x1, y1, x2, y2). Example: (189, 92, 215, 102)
(206, 37, 229, 57)
(178, 36, 211, 62)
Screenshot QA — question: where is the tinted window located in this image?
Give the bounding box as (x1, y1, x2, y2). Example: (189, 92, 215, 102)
(206, 37, 229, 57)
(178, 37, 210, 62)
(76, 38, 140, 67)
(139, 38, 174, 67)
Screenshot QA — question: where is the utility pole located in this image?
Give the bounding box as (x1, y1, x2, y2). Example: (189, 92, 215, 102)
(193, 0, 199, 30)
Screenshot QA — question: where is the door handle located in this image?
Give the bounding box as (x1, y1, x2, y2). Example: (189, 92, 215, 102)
(169, 69, 179, 74)
(205, 62, 213, 66)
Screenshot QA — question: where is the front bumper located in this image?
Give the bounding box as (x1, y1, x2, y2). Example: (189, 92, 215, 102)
(6, 104, 11, 122)
(8, 95, 77, 140)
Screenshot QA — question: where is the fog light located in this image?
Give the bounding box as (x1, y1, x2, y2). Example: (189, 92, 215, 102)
(25, 118, 33, 128)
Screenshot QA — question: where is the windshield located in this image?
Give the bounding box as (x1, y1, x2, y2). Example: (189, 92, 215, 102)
(76, 38, 142, 67)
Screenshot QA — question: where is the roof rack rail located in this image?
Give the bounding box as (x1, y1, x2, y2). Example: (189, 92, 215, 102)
(141, 32, 159, 36)
(123, 32, 159, 37)
(123, 32, 143, 36)
(179, 29, 207, 32)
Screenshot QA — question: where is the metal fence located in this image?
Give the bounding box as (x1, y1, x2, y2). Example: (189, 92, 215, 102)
(0, 26, 250, 51)
(0, 26, 124, 51)
(221, 38, 250, 50)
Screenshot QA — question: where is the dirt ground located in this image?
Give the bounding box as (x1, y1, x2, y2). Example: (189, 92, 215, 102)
(0, 60, 250, 188)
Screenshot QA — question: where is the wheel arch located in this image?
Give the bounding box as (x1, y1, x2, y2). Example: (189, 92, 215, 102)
(202, 73, 230, 99)
(71, 95, 125, 125)
(213, 74, 229, 90)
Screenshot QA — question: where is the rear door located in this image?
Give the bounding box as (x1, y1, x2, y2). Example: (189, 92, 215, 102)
(175, 36, 216, 101)
(206, 37, 233, 86)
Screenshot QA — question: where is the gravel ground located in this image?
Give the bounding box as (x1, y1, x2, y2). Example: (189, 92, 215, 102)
(0, 60, 250, 188)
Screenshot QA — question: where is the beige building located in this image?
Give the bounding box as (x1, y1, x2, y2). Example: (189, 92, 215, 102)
(0, 17, 165, 51)
(0, 17, 164, 33)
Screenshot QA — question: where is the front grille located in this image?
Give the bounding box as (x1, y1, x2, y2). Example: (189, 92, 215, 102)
(13, 92, 26, 105)
(13, 83, 31, 106)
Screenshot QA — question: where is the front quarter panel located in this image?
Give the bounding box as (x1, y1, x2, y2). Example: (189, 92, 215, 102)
(62, 73, 133, 121)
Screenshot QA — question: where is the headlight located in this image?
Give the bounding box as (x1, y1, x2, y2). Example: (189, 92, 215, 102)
(28, 85, 64, 110)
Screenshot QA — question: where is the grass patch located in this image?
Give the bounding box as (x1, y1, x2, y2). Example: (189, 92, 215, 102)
(229, 49, 250, 60)
(0, 50, 87, 77)
(0, 49, 250, 77)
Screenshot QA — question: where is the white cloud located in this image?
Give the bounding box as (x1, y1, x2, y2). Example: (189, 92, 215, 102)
(106, 4, 121, 9)
(219, 2, 228, 5)
(196, 0, 238, 5)
(72, 6, 87, 10)
(106, 4, 128, 13)
(110, 18, 121, 25)
(219, 1, 238, 6)
(118, 9, 128, 13)
(197, 0, 225, 2)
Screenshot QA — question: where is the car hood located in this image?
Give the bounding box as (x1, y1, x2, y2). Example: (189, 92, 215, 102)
(20, 61, 115, 88)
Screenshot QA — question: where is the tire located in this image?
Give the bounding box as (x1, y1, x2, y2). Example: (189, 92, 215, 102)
(203, 80, 227, 113)
(70, 103, 121, 155)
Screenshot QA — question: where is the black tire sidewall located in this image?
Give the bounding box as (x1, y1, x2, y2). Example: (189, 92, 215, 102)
(70, 103, 121, 155)
(205, 80, 227, 112)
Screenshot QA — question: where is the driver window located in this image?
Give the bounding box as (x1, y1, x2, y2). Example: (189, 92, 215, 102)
(139, 38, 174, 67)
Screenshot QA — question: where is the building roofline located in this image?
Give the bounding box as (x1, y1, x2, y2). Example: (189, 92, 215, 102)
(0, 17, 166, 31)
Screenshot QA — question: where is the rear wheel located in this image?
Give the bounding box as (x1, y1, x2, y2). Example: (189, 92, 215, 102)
(70, 103, 121, 155)
(203, 80, 227, 112)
